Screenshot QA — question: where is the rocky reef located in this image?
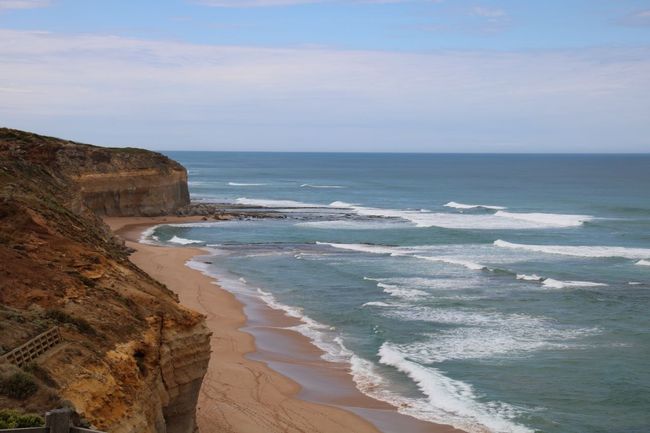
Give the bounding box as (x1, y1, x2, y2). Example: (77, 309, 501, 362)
(0, 128, 210, 433)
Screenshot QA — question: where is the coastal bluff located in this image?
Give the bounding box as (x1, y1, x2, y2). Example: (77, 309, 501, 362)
(0, 128, 190, 216)
(0, 128, 209, 433)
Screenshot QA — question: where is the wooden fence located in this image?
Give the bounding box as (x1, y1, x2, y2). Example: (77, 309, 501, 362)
(1, 327, 62, 368)
(0, 409, 104, 433)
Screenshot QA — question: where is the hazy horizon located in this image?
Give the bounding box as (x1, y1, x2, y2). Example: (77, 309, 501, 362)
(1, 0, 649, 153)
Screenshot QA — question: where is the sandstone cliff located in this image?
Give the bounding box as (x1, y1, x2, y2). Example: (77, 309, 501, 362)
(0, 129, 190, 216)
(0, 128, 210, 433)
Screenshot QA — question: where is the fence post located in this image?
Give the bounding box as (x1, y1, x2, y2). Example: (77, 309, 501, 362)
(45, 408, 71, 433)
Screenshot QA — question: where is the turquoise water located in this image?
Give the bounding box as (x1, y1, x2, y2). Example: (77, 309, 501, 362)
(152, 153, 650, 433)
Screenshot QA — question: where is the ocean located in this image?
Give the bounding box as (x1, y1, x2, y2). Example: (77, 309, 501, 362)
(148, 152, 650, 433)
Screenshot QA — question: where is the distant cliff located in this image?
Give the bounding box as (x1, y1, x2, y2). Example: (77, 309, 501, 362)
(0, 128, 209, 433)
(0, 129, 190, 216)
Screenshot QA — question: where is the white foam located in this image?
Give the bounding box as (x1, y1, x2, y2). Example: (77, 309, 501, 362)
(327, 202, 591, 229)
(168, 235, 203, 245)
(361, 301, 393, 307)
(255, 287, 351, 362)
(413, 255, 487, 271)
(377, 282, 428, 300)
(317, 242, 409, 256)
(322, 243, 491, 272)
(444, 201, 507, 210)
(235, 197, 325, 208)
(381, 309, 598, 362)
(300, 184, 345, 189)
(636, 260, 650, 266)
(378, 343, 533, 433)
(228, 182, 268, 186)
(494, 211, 591, 227)
(495, 240, 650, 260)
(541, 279, 608, 289)
(138, 225, 160, 245)
(296, 220, 404, 230)
(516, 274, 543, 281)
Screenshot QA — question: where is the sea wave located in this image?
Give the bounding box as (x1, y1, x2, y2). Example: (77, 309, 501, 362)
(320, 243, 489, 271)
(255, 287, 352, 362)
(255, 279, 532, 432)
(139, 225, 160, 245)
(296, 220, 404, 230)
(495, 240, 650, 260)
(493, 211, 591, 227)
(230, 198, 591, 229)
(388, 314, 597, 365)
(636, 260, 650, 266)
(541, 279, 608, 289)
(186, 254, 535, 433)
(317, 242, 410, 256)
(328, 202, 591, 229)
(382, 307, 598, 359)
(361, 301, 394, 307)
(376, 282, 428, 299)
(168, 235, 203, 245)
(235, 197, 325, 208)
(444, 201, 507, 210)
(378, 343, 534, 433)
(516, 274, 543, 281)
(321, 243, 613, 288)
(413, 255, 487, 271)
(300, 184, 345, 189)
(516, 273, 607, 289)
(228, 182, 268, 186)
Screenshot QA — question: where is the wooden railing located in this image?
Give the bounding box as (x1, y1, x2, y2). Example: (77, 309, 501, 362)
(0, 409, 105, 433)
(1, 328, 62, 368)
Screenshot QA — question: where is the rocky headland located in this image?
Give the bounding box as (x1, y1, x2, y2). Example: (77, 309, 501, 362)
(0, 128, 210, 433)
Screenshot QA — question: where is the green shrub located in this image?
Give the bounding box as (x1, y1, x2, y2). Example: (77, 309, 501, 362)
(0, 409, 44, 428)
(0, 372, 38, 399)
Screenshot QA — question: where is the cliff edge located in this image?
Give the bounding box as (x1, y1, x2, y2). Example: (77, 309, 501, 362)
(0, 129, 190, 216)
(0, 128, 210, 433)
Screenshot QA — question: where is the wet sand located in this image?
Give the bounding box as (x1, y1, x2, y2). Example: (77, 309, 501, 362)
(105, 216, 462, 433)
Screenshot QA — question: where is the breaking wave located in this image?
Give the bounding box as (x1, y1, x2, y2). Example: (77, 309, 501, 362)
(495, 240, 650, 260)
(300, 184, 345, 189)
(444, 201, 507, 210)
(235, 197, 325, 208)
(228, 182, 268, 186)
(168, 235, 203, 245)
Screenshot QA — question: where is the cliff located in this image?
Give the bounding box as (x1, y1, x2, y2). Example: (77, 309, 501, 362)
(0, 128, 210, 433)
(0, 129, 190, 216)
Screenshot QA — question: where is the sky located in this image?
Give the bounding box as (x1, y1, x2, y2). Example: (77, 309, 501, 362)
(0, 0, 649, 152)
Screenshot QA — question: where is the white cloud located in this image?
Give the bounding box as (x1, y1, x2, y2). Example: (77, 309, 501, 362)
(0, 29, 648, 151)
(620, 9, 650, 26)
(194, 0, 426, 7)
(0, 0, 49, 10)
(471, 6, 506, 18)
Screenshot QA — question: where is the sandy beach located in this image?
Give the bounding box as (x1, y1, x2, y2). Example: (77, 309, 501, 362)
(105, 216, 462, 433)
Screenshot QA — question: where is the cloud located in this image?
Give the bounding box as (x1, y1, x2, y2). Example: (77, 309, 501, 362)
(0, 29, 648, 151)
(193, 0, 428, 7)
(0, 0, 49, 10)
(471, 6, 506, 19)
(619, 9, 650, 27)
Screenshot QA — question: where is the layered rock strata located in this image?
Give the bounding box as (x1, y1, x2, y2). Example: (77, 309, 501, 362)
(0, 128, 209, 433)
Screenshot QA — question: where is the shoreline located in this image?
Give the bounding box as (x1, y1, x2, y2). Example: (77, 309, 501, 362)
(105, 216, 462, 433)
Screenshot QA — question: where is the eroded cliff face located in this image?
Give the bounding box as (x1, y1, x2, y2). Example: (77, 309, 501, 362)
(0, 128, 209, 433)
(0, 129, 190, 216)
